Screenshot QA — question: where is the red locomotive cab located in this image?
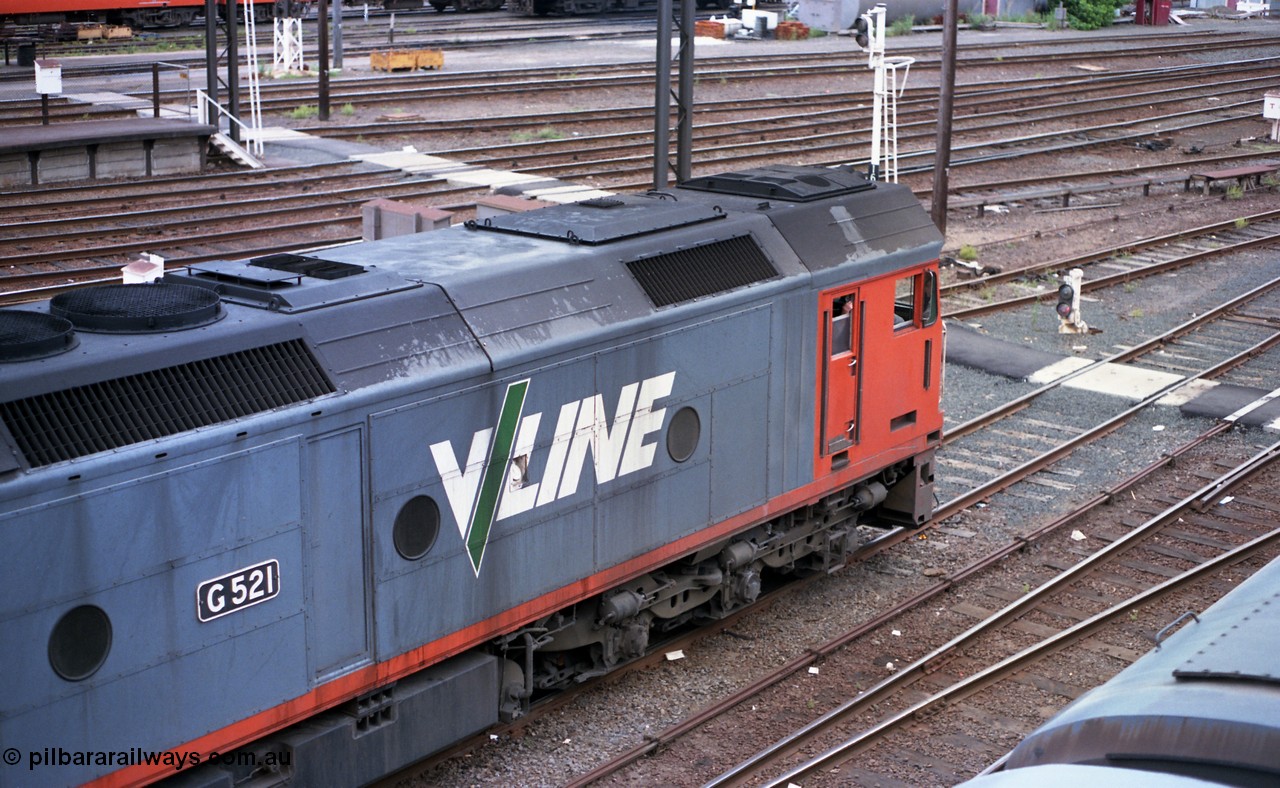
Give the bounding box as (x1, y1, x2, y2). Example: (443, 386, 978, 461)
(815, 265, 943, 482)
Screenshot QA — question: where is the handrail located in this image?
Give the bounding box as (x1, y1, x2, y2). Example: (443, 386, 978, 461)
(150, 61, 191, 119)
(194, 89, 263, 157)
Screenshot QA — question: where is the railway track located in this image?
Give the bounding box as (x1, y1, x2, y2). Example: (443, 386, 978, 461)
(708, 436, 1280, 787)
(940, 209, 1280, 320)
(420, 375, 1280, 785)
(4, 21, 1280, 788)
(284, 57, 1280, 141)
(192, 32, 1280, 112)
(3, 50, 1276, 301)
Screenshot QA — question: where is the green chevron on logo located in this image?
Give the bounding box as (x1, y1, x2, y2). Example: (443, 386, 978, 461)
(464, 379, 528, 574)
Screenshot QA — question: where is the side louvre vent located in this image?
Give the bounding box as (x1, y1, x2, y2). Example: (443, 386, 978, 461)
(0, 339, 334, 468)
(627, 235, 777, 308)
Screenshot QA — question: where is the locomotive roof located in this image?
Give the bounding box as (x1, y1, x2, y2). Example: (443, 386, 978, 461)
(1002, 555, 1280, 778)
(0, 168, 940, 472)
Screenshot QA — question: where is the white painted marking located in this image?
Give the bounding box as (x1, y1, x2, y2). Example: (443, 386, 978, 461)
(1225, 384, 1280, 423)
(1155, 378, 1219, 407)
(1026, 356, 1093, 384)
(534, 189, 617, 204)
(1059, 363, 1184, 400)
(446, 169, 545, 188)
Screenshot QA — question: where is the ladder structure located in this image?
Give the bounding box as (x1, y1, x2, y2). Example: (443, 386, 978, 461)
(243, 0, 264, 157)
(862, 5, 913, 183)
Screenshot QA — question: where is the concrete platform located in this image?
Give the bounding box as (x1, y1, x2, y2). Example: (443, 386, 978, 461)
(946, 322, 1280, 431)
(0, 117, 216, 187)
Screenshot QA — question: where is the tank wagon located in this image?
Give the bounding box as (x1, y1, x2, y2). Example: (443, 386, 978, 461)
(963, 554, 1280, 788)
(0, 164, 943, 786)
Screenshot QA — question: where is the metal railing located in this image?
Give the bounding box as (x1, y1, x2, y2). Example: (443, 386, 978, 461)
(150, 61, 192, 119)
(195, 89, 264, 158)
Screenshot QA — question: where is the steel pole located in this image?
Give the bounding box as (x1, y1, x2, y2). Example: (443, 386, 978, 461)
(930, 0, 958, 234)
(318, 0, 330, 120)
(228, 0, 240, 142)
(205, 0, 218, 105)
(654, 0, 672, 190)
(676, 0, 694, 183)
(332, 0, 343, 69)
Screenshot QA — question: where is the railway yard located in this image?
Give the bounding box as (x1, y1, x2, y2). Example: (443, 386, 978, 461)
(3, 7, 1280, 788)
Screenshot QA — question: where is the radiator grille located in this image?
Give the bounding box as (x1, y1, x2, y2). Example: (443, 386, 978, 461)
(627, 236, 777, 308)
(0, 339, 334, 468)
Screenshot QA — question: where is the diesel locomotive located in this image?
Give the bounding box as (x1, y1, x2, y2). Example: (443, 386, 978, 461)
(0, 164, 944, 786)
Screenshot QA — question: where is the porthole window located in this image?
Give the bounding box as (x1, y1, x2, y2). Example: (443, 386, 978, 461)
(49, 605, 111, 682)
(667, 406, 701, 463)
(394, 495, 441, 560)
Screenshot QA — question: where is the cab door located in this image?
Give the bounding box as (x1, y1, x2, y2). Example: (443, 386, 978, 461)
(817, 286, 861, 473)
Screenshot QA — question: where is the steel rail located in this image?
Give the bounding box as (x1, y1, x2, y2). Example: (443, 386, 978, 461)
(940, 276, 1280, 445)
(0, 173, 449, 242)
(934, 295, 1280, 525)
(916, 147, 1279, 199)
(136, 35, 1278, 109)
(566, 416, 1234, 787)
(446, 71, 1277, 169)
(942, 213, 1280, 320)
(711, 436, 1280, 788)
(292, 58, 1280, 139)
(500, 95, 1261, 182)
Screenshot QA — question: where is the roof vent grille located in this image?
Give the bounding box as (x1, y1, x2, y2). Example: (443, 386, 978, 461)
(50, 283, 221, 334)
(0, 311, 76, 362)
(0, 339, 334, 468)
(627, 235, 778, 308)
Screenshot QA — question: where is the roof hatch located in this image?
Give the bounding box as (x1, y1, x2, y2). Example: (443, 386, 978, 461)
(467, 195, 724, 245)
(681, 165, 875, 202)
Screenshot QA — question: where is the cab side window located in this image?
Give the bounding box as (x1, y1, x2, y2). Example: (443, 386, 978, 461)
(831, 297, 853, 356)
(893, 276, 915, 330)
(922, 270, 939, 327)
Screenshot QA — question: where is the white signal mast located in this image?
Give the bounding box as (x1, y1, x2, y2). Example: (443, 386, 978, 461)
(273, 0, 306, 75)
(858, 4, 913, 183)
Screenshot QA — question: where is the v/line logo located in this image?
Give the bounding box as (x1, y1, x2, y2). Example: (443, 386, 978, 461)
(430, 372, 677, 575)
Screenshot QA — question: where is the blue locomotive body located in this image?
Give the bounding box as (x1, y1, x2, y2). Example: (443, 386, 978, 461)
(0, 165, 944, 786)
(966, 554, 1280, 787)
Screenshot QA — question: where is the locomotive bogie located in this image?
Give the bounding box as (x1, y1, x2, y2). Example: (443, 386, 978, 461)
(0, 164, 943, 786)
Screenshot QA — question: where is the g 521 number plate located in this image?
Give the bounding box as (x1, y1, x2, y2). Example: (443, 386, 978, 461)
(197, 559, 280, 622)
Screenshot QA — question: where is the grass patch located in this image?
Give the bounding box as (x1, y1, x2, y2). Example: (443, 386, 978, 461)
(957, 244, 979, 261)
(288, 105, 319, 120)
(1235, 217, 1249, 229)
(340, 102, 356, 116)
(888, 14, 914, 36)
(511, 126, 565, 142)
(1226, 184, 1244, 200)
